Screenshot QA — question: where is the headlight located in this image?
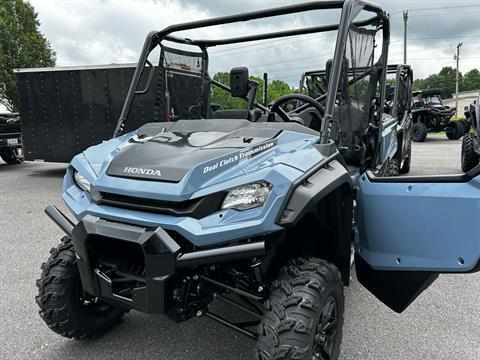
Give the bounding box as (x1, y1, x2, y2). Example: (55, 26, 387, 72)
(222, 181, 272, 211)
(73, 171, 91, 192)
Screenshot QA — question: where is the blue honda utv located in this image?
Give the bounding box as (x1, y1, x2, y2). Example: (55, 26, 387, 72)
(36, 1, 480, 359)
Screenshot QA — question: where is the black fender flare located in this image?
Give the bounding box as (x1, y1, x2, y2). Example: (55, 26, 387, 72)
(411, 109, 427, 123)
(277, 157, 353, 226)
(275, 156, 354, 284)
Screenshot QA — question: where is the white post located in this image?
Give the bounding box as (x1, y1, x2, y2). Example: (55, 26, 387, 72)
(455, 42, 463, 117)
(403, 10, 408, 64)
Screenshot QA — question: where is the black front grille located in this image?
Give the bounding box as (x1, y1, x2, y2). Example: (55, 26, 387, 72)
(94, 191, 226, 219)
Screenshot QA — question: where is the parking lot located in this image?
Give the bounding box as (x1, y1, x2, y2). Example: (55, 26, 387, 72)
(0, 134, 479, 360)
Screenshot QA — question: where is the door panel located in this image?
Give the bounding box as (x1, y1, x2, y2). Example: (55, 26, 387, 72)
(357, 174, 480, 271)
(355, 173, 480, 312)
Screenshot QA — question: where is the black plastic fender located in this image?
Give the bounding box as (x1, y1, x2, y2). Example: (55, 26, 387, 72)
(277, 158, 353, 226)
(274, 156, 354, 284)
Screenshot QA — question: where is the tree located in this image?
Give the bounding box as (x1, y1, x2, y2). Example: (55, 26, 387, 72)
(415, 66, 459, 98)
(211, 72, 246, 109)
(462, 69, 480, 92)
(0, 0, 55, 111)
(438, 66, 459, 98)
(211, 71, 294, 109)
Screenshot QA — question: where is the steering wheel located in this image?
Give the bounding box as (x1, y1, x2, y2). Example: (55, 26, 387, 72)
(270, 93, 325, 123)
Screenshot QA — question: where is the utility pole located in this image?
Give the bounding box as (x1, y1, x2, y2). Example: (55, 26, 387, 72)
(263, 73, 268, 106)
(403, 10, 408, 64)
(454, 42, 463, 117)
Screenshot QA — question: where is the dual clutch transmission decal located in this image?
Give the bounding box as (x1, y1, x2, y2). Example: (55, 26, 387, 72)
(202, 139, 277, 174)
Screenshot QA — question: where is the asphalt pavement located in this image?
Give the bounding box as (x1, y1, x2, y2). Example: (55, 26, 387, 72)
(0, 134, 478, 359)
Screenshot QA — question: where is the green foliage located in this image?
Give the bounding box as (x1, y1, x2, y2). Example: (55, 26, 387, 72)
(212, 66, 480, 110)
(268, 80, 292, 102)
(413, 66, 480, 99)
(0, 0, 55, 111)
(412, 66, 458, 98)
(211, 72, 294, 109)
(385, 78, 395, 86)
(463, 69, 480, 92)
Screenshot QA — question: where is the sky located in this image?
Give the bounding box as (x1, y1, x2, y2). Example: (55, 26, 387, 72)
(25, 0, 480, 86)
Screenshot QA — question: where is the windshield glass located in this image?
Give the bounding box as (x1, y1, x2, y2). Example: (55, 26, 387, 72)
(424, 96, 442, 105)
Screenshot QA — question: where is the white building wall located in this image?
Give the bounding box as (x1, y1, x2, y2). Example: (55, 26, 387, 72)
(444, 89, 480, 116)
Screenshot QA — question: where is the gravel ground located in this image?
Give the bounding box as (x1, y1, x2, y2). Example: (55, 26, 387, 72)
(0, 134, 478, 359)
(407, 134, 464, 176)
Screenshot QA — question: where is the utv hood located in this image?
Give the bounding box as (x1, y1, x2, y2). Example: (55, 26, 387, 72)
(106, 121, 283, 182)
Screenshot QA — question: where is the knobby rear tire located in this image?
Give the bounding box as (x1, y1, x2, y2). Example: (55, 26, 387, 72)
(461, 133, 479, 172)
(411, 122, 427, 142)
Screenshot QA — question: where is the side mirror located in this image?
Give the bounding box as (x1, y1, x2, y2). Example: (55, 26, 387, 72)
(230, 67, 249, 97)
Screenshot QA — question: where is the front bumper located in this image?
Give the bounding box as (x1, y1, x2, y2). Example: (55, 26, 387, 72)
(0, 132, 22, 150)
(45, 205, 265, 314)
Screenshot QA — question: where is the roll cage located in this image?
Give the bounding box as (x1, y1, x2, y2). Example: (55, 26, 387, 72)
(113, 0, 390, 147)
(297, 64, 412, 117)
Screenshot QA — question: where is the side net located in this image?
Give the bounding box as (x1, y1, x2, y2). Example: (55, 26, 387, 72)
(157, 46, 209, 120)
(335, 24, 377, 166)
(305, 73, 328, 99)
(393, 67, 412, 120)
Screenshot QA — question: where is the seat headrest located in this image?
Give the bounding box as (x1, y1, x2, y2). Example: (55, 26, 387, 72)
(325, 58, 349, 91)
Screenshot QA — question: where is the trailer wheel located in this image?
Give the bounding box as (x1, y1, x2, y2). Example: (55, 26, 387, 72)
(256, 258, 344, 360)
(446, 121, 464, 140)
(411, 122, 427, 142)
(36, 236, 126, 339)
(0, 149, 23, 164)
(461, 133, 479, 172)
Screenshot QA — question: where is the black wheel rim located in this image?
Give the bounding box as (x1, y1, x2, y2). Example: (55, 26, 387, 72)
(313, 296, 339, 360)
